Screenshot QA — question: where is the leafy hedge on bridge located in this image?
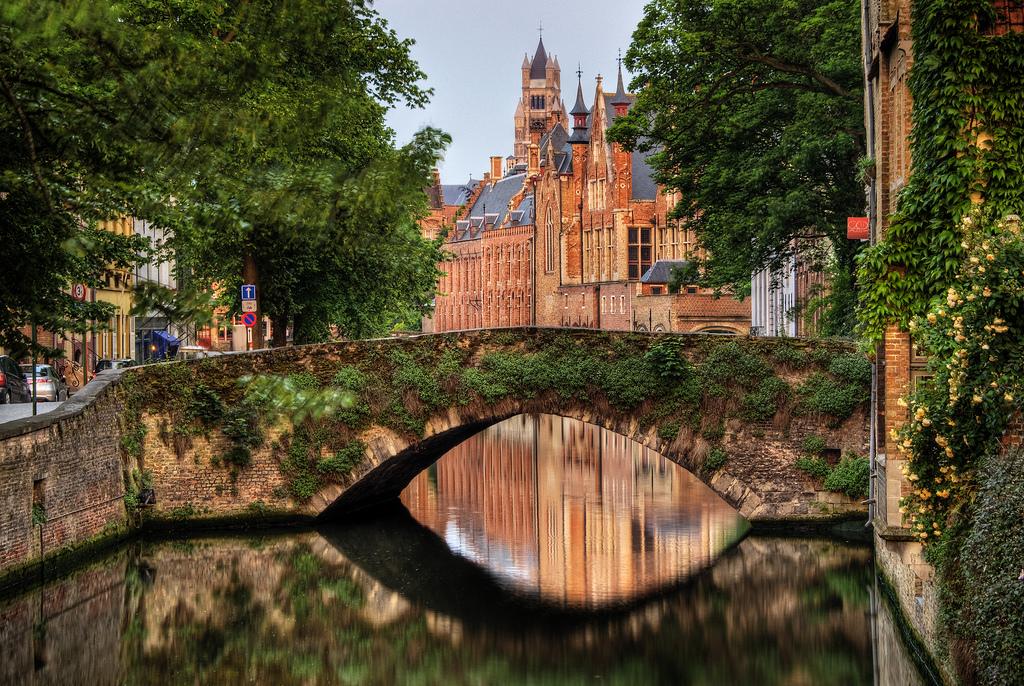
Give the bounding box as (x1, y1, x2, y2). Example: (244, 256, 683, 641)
(119, 330, 870, 504)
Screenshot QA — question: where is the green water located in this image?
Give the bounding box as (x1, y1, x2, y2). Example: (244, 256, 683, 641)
(0, 415, 925, 685)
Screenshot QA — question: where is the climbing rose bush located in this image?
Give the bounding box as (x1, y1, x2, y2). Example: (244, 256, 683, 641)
(897, 212, 1024, 544)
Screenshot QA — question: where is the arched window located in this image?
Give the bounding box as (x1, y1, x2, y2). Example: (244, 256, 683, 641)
(545, 206, 555, 273)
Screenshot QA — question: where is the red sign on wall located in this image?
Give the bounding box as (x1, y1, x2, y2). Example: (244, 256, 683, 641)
(847, 217, 869, 240)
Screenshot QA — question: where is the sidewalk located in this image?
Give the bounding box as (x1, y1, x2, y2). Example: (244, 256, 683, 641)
(0, 401, 63, 426)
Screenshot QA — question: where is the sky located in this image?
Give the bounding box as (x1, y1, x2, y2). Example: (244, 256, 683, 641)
(375, 0, 647, 184)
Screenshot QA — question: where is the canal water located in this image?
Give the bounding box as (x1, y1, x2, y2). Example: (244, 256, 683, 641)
(1, 414, 927, 685)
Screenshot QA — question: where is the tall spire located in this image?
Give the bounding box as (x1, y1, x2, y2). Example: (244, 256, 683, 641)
(529, 36, 548, 80)
(569, 67, 590, 144)
(611, 49, 630, 107)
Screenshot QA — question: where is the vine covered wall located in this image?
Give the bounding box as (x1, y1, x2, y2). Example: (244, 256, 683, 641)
(858, 0, 1024, 340)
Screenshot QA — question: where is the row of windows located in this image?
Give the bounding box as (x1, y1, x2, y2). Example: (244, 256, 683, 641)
(600, 295, 627, 315)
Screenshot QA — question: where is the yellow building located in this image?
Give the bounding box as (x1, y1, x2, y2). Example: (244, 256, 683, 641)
(94, 217, 135, 363)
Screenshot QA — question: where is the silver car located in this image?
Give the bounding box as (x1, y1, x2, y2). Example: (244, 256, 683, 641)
(20, 364, 69, 402)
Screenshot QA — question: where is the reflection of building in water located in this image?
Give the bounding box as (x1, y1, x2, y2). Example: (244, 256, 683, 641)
(401, 414, 746, 606)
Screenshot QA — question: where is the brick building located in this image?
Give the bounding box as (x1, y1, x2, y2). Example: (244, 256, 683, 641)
(425, 39, 750, 335)
(428, 164, 535, 333)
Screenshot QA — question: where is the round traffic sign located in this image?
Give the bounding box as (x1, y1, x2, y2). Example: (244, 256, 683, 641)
(241, 312, 257, 328)
(71, 284, 87, 301)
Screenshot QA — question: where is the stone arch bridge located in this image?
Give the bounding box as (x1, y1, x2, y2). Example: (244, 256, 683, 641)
(0, 328, 870, 581)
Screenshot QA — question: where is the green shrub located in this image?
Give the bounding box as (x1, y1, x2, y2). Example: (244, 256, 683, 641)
(391, 349, 446, 407)
(289, 372, 319, 391)
(222, 402, 263, 449)
(795, 455, 831, 480)
(289, 473, 320, 500)
(824, 454, 869, 498)
(802, 435, 827, 456)
(221, 445, 252, 468)
(771, 344, 807, 368)
(332, 366, 366, 392)
(120, 422, 146, 459)
(827, 353, 872, 386)
(644, 337, 692, 382)
(318, 440, 366, 479)
(31, 503, 46, 526)
(599, 357, 653, 408)
(461, 367, 510, 402)
(187, 384, 225, 426)
(941, 446, 1024, 684)
(434, 349, 464, 378)
(740, 376, 789, 422)
(658, 421, 681, 441)
(700, 341, 772, 389)
(704, 448, 728, 472)
(797, 372, 867, 420)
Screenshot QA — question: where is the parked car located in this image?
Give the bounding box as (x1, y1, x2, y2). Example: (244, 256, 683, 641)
(175, 345, 223, 361)
(95, 358, 137, 372)
(19, 364, 69, 402)
(0, 355, 31, 404)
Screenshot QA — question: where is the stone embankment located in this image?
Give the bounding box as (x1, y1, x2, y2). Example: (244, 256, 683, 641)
(0, 328, 872, 586)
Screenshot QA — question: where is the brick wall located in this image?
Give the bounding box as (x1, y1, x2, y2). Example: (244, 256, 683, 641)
(0, 371, 130, 585)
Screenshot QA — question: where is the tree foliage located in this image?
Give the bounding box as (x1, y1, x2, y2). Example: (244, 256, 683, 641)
(1, 0, 448, 354)
(159, 0, 450, 343)
(856, 0, 1024, 342)
(609, 0, 865, 335)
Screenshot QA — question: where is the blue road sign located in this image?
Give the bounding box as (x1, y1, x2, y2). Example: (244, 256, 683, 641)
(241, 284, 257, 300)
(241, 311, 257, 328)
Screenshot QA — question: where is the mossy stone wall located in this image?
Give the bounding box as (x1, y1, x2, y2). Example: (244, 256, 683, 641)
(125, 329, 871, 523)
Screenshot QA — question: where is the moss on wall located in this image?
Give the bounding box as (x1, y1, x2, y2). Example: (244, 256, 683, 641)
(123, 330, 869, 504)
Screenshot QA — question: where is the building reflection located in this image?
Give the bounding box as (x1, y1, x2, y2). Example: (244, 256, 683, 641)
(401, 413, 747, 607)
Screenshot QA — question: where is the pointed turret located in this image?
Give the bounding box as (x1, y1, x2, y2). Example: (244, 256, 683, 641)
(568, 70, 590, 144)
(522, 54, 530, 69)
(611, 56, 630, 115)
(529, 37, 548, 79)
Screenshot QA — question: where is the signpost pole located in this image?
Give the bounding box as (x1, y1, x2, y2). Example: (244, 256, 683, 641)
(31, 319, 37, 416)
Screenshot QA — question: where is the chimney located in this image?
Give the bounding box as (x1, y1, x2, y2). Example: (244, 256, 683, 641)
(528, 143, 540, 176)
(490, 156, 503, 180)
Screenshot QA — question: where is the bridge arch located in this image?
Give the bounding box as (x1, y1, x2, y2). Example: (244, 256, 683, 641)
(314, 402, 761, 520)
(110, 328, 868, 526)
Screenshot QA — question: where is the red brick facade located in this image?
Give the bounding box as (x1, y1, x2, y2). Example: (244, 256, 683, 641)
(424, 40, 750, 336)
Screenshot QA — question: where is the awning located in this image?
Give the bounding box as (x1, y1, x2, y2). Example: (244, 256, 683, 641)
(152, 329, 180, 346)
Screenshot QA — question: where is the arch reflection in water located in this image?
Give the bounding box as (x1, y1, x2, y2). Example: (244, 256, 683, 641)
(400, 413, 748, 607)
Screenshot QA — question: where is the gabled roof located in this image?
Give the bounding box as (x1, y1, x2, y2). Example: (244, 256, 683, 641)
(539, 122, 568, 158)
(582, 90, 658, 200)
(530, 38, 548, 79)
(510, 195, 534, 226)
(466, 173, 527, 230)
(441, 180, 480, 206)
(557, 143, 574, 174)
(631, 151, 658, 200)
(641, 259, 690, 284)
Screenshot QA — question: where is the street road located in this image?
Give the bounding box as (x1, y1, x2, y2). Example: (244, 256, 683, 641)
(0, 401, 63, 426)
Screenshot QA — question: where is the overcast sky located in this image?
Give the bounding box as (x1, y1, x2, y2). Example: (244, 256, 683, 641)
(375, 0, 647, 184)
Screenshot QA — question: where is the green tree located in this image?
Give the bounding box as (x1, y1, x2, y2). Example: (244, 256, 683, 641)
(162, 1, 448, 344)
(609, 0, 864, 335)
(0, 1, 173, 354)
(1, 0, 447, 355)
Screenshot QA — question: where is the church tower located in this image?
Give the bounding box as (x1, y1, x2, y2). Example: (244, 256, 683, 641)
(513, 36, 567, 167)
